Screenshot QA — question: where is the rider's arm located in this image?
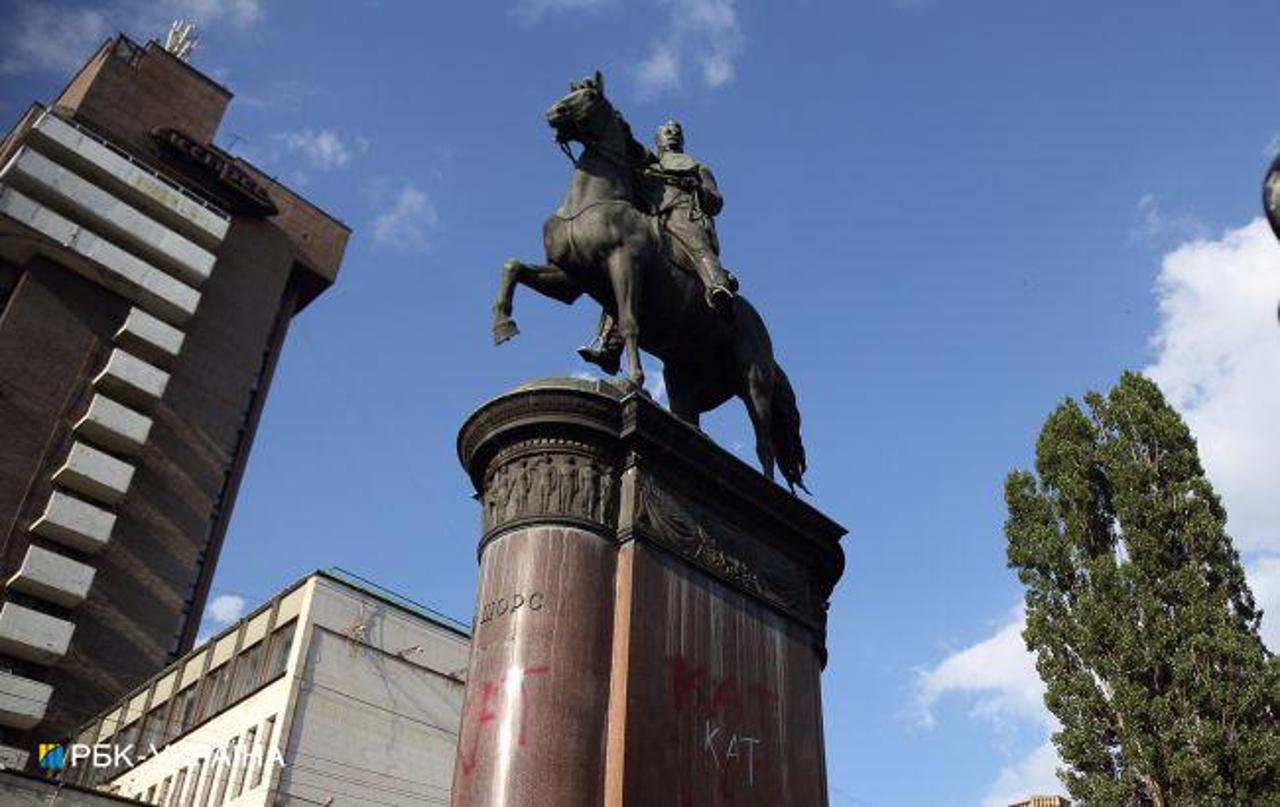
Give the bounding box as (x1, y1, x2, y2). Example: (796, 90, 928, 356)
(697, 166, 724, 216)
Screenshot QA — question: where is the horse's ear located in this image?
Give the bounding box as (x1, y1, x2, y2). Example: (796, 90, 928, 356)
(594, 69, 605, 94)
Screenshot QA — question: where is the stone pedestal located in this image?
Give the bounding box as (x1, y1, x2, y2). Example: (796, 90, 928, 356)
(453, 379, 845, 807)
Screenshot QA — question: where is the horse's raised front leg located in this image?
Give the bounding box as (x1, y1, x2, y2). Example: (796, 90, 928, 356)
(492, 258, 583, 345)
(606, 248, 644, 389)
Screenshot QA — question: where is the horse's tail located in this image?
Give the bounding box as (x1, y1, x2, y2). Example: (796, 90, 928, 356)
(771, 362, 809, 494)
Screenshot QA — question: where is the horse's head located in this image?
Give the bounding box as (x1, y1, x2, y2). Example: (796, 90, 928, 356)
(546, 70, 612, 145)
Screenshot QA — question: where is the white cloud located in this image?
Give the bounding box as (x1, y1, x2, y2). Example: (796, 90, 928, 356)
(272, 129, 367, 172)
(0, 3, 111, 76)
(1145, 218, 1280, 553)
(634, 0, 744, 98)
(515, 0, 612, 22)
(911, 606, 1066, 803)
(1, 1, 264, 76)
(173, 0, 262, 28)
(636, 44, 681, 95)
(1132, 194, 1205, 246)
(980, 740, 1063, 807)
(371, 183, 438, 252)
(206, 593, 246, 625)
(910, 604, 1047, 730)
(1249, 556, 1280, 651)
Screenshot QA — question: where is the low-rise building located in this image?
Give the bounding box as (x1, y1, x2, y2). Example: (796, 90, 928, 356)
(67, 569, 469, 806)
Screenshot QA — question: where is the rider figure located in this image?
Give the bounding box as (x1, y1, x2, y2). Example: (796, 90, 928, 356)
(578, 118, 737, 373)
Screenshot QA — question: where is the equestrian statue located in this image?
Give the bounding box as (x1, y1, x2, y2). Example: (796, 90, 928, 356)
(491, 71, 808, 492)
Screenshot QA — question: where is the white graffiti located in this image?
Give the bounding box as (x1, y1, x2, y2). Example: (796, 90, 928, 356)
(702, 719, 762, 785)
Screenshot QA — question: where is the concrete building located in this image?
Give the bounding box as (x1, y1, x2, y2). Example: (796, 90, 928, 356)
(68, 569, 469, 806)
(0, 33, 350, 759)
(1, 769, 144, 806)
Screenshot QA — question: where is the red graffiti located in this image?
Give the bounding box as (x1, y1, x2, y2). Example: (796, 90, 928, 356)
(666, 656, 780, 804)
(666, 657, 779, 720)
(457, 664, 550, 776)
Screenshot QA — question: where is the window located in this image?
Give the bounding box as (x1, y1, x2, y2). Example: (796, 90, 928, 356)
(115, 721, 140, 776)
(139, 703, 169, 754)
(196, 664, 232, 722)
(211, 737, 236, 806)
(146, 785, 156, 804)
(230, 727, 254, 799)
(157, 776, 172, 805)
(184, 759, 204, 807)
(264, 621, 296, 680)
(198, 755, 218, 807)
(228, 642, 264, 702)
(250, 716, 275, 789)
(167, 685, 198, 742)
(171, 768, 187, 806)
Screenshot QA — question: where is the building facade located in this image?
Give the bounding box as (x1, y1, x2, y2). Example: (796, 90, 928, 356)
(70, 570, 469, 807)
(0, 34, 350, 762)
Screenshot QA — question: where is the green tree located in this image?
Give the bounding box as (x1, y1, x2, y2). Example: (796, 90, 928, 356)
(1004, 372, 1280, 806)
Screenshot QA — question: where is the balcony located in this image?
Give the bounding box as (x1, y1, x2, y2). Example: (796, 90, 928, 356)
(0, 602, 75, 664)
(51, 442, 135, 505)
(7, 545, 97, 608)
(0, 670, 52, 730)
(29, 491, 116, 554)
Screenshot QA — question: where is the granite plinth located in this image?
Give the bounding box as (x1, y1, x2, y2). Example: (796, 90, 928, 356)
(454, 378, 846, 807)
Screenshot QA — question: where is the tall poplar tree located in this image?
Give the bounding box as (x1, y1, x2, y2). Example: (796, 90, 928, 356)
(1004, 372, 1280, 805)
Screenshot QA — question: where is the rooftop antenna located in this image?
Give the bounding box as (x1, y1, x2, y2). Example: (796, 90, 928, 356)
(164, 20, 199, 61)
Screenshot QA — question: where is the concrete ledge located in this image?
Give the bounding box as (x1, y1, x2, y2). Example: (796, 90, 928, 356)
(0, 670, 52, 730)
(114, 307, 184, 367)
(0, 603, 74, 664)
(93, 349, 170, 407)
(29, 491, 115, 554)
(1, 148, 216, 286)
(74, 394, 152, 455)
(29, 110, 229, 246)
(7, 545, 96, 608)
(0, 186, 200, 324)
(51, 442, 135, 505)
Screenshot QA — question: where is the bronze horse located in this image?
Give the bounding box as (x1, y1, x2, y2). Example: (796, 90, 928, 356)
(491, 71, 808, 491)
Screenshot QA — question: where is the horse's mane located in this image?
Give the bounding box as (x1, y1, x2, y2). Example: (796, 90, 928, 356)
(607, 102, 651, 164)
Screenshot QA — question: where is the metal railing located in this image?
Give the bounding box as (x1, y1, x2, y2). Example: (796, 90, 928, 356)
(36, 108, 231, 221)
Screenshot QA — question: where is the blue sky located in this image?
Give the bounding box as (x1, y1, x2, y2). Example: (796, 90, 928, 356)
(5, 1, 1280, 804)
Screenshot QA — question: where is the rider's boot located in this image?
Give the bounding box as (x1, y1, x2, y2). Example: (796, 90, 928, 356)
(577, 343, 622, 375)
(697, 255, 736, 322)
(577, 316, 623, 375)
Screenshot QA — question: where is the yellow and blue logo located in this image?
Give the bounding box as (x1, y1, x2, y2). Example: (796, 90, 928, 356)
(37, 743, 65, 770)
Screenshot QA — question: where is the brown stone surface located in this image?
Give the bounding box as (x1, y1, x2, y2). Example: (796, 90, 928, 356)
(456, 379, 845, 807)
(614, 543, 827, 807)
(452, 526, 616, 807)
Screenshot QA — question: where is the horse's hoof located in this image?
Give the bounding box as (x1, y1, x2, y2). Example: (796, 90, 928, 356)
(493, 318, 520, 345)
